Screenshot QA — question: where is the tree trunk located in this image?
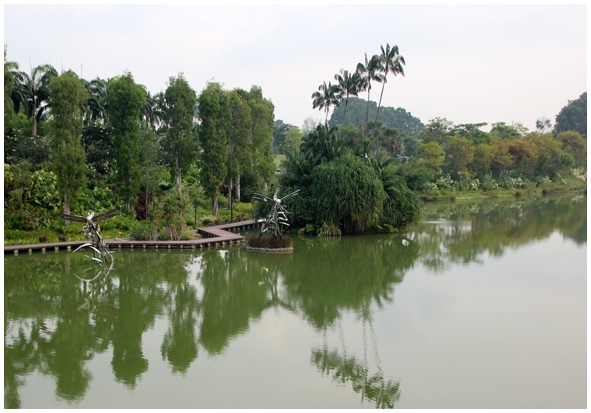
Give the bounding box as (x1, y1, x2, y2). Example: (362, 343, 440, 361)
(32, 115, 37, 137)
(63, 194, 70, 226)
(263, 182, 268, 194)
(212, 196, 218, 216)
(175, 156, 182, 193)
(236, 175, 241, 203)
(373, 81, 387, 137)
(228, 176, 233, 209)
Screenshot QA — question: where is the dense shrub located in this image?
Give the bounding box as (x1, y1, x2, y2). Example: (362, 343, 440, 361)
(130, 226, 151, 241)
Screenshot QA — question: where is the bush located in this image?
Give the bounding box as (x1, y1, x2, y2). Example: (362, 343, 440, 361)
(130, 226, 151, 241)
(157, 233, 171, 241)
(318, 221, 341, 237)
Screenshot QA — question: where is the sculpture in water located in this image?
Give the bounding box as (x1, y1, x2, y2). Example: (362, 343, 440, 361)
(62, 209, 117, 277)
(252, 188, 300, 238)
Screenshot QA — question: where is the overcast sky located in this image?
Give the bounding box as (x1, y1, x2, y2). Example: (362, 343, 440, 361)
(4, 4, 587, 132)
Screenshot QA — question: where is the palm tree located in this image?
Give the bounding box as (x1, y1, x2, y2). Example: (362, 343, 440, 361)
(4, 52, 18, 117)
(312, 81, 340, 125)
(333, 69, 360, 129)
(356, 54, 383, 129)
(82, 77, 109, 126)
(140, 89, 164, 132)
(11, 64, 58, 136)
(373, 44, 405, 136)
(370, 150, 406, 198)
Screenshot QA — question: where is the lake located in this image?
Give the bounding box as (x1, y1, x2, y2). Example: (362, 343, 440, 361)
(4, 193, 587, 408)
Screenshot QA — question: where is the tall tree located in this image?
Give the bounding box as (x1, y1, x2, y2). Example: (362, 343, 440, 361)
(162, 74, 198, 193)
(49, 71, 89, 219)
(373, 44, 405, 136)
(356, 53, 383, 128)
(4, 45, 18, 119)
(226, 90, 251, 208)
(107, 72, 146, 212)
(333, 69, 360, 131)
(554, 92, 587, 139)
(198, 81, 230, 216)
(12, 63, 58, 136)
(82, 77, 109, 126)
(556, 130, 587, 168)
(312, 81, 340, 125)
(245, 85, 275, 194)
(140, 89, 164, 132)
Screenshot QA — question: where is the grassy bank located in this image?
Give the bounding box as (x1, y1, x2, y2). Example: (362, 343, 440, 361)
(419, 176, 586, 202)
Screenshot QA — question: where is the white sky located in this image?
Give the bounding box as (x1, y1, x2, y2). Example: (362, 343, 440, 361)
(3, 4, 588, 132)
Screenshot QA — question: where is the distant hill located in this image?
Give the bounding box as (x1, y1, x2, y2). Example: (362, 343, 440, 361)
(328, 97, 424, 134)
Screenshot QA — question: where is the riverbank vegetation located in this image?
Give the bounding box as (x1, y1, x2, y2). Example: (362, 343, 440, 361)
(3, 43, 586, 244)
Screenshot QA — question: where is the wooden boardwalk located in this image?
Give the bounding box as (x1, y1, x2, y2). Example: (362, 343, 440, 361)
(4, 220, 258, 255)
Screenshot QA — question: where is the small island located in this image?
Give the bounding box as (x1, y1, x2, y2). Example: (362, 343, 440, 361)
(247, 188, 299, 253)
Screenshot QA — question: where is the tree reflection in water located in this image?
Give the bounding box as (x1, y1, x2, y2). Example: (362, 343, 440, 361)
(3, 194, 586, 407)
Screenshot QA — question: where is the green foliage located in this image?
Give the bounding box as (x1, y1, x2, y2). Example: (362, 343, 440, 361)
(4, 112, 51, 166)
(78, 180, 120, 214)
(417, 141, 445, 173)
(99, 214, 134, 232)
(283, 127, 304, 157)
(107, 72, 146, 211)
(49, 70, 89, 215)
(380, 187, 421, 229)
(10, 63, 58, 136)
(329, 96, 423, 134)
(554, 92, 586, 139)
(149, 188, 191, 240)
(129, 222, 152, 240)
(198, 81, 230, 213)
(81, 125, 113, 178)
(394, 162, 434, 191)
(318, 220, 342, 237)
(29, 169, 60, 211)
(310, 152, 387, 234)
(557, 130, 587, 168)
(443, 136, 475, 179)
(245, 85, 275, 185)
(162, 73, 198, 192)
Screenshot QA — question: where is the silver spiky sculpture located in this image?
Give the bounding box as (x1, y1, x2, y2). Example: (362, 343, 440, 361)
(252, 188, 300, 238)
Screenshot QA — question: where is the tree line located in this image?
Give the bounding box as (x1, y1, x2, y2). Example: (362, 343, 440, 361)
(4, 42, 586, 239)
(4, 45, 275, 238)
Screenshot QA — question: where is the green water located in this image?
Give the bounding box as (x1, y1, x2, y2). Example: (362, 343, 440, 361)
(4, 194, 587, 408)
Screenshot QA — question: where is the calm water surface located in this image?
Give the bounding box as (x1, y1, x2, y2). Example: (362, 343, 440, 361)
(4, 194, 587, 408)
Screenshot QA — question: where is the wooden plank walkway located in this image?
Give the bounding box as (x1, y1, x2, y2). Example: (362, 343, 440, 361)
(4, 220, 258, 255)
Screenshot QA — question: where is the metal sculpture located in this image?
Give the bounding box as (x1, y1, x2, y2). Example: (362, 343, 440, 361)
(62, 209, 118, 273)
(252, 188, 300, 238)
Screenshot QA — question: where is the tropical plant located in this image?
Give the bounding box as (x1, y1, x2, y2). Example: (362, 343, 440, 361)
(333, 69, 360, 130)
(356, 53, 383, 129)
(82, 77, 108, 126)
(309, 152, 387, 234)
(107, 72, 146, 212)
(312, 81, 340, 125)
(140, 89, 164, 132)
(163, 74, 198, 194)
(11, 63, 58, 136)
(373, 43, 405, 136)
(49, 70, 89, 217)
